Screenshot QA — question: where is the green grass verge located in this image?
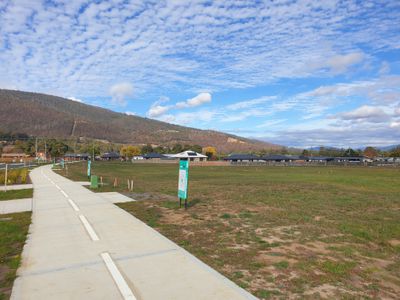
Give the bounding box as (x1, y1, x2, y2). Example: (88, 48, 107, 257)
(0, 212, 31, 300)
(0, 189, 33, 201)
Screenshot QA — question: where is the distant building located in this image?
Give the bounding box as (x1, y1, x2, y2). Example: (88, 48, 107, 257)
(143, 152, 166, 160)
(64, 153, 90, 161)
(224, 154, 261, 163)
(131, 155, 144, 160)
(306, 156, 335, 163)
(1, 152, 30, 162)
(334, 156, 370, 163)
(172, 150, 208, 162)
(101, 152, 120, 160)
(261, 155, 302, 162)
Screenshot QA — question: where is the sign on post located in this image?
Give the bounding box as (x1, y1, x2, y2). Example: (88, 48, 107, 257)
(87, 160, 91, 177)
(178, 159, 189, 208)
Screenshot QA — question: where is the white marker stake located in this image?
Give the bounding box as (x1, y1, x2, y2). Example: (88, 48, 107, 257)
(101, 252, 137, 300)
(79, 215, 99, 241)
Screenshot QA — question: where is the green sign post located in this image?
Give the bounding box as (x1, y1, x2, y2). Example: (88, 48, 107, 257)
(178, 159, 189, 208)
(87, 159, 91, 178)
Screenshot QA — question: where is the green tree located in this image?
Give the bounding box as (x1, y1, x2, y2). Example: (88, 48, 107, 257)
(390, 146, 400, 157)
(191, 145, 203, 153)
(343, 148, 359, 157)
(302, 149, 310, 156)
(171, 143, 183, 153)
(153, 146, 166, 154)
(141, 144, 153, 154)
(46, 139, 69, 158)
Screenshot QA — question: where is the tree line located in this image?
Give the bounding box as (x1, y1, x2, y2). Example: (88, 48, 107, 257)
(1, 131, 399, 159)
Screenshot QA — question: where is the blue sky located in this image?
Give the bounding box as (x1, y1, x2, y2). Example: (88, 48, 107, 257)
(1, 1, 399, 148)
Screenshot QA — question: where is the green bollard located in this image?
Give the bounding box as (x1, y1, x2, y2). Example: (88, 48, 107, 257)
(90, 175, 98, 189)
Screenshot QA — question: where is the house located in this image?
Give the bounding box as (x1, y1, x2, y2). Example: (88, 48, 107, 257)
(1, 152, 30, 162)
(334, 156, 369, 163)
(224, 154, 261, 163)
(306, 156, 335, 163)
(172, 150, 208, 162)
(64, 153, 90, 161)
(131, 155, 144, 160)
(101, 152, 120, 160)
(142, 152, 166, 160)
(261, 155, 302, 162)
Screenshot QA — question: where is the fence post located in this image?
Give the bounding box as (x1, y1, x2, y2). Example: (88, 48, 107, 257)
(4, 164, 8, 192)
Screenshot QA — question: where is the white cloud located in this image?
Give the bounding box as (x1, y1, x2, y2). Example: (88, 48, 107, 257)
(147, 104, 171, 118)
(68, 96, 83, 103)
(326, 52, 364, 73)
(390, 121, 400, 128)
(226, 96, 275, 110)
(1, 1, 399, 98)
(175, 92, 211, 108)
(337, 105, 390, 123)
(256, 119, 287, 129)
(147, 92, 211, 118)
(109, 82, 134, 106)
(125, 111, 136, 116)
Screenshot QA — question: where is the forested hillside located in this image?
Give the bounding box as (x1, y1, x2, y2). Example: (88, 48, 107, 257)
(0, 89, 279, 152)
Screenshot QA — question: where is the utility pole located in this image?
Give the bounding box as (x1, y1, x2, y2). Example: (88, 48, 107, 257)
(35, 137, 38, 160)
(44, 140, 47, 162)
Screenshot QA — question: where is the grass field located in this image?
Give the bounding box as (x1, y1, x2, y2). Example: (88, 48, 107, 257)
(0, 189, 33, 201)
(0, 212, 31, 300)
(58, 162, 400, 299)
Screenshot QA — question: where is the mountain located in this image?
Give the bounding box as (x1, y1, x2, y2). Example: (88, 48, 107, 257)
(0, 89, 280, 153)
(377, 145, 400, 151)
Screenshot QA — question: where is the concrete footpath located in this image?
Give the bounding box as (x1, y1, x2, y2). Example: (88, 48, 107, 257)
(0, 184, 33, 191)
(11, 165, 257, 300)
(0, 198, 32, 214)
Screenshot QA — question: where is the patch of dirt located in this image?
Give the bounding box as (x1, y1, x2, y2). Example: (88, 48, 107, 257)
(229, 244, 251, 250)
(262, 236, 285, 244)
(257, 251, 298, 266)
(0, 265, 12, 297)
(159, 208, 193, 226)
(388, 239, 400, 247)
(303, 283, 357, 298)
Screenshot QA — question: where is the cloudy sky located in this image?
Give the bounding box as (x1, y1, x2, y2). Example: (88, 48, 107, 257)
(1, 1, 399, 148)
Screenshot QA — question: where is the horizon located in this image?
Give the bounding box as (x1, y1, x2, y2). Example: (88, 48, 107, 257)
(1, 1, 399, 148)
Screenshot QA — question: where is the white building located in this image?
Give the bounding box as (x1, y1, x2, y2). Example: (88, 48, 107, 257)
(172, 150, 208, 162)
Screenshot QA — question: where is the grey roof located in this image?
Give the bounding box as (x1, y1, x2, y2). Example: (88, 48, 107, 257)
(101, 152, 120, 158)
(306, 156, 334, 161)
(143, 152, 166, 159)
(261, 155, 301, 161)
(334, 156, 366, 160)
(224, 154, 260, 161)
